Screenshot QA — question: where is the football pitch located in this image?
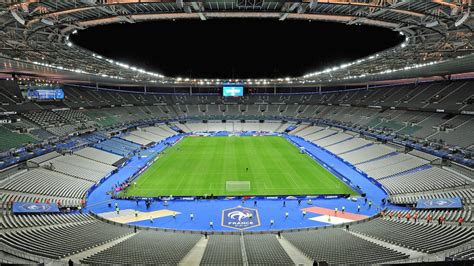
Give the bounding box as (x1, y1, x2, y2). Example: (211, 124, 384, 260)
(121, 136, 356, 197)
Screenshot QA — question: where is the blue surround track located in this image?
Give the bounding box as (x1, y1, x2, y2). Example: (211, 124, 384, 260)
(85, 133, 393, 232)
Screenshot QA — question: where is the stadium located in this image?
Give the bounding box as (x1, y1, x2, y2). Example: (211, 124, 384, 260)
(0, 0, 473, 265)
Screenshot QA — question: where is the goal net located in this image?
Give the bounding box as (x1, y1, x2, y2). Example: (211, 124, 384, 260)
(226, 181, 251, 192)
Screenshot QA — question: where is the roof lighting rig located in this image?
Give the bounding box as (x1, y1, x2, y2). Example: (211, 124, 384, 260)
(0, 0, 472, 87)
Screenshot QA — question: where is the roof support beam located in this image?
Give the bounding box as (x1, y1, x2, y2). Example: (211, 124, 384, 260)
(279, 2, 300, 21)
(176, 0, 184, 9)
(118, 15, 135, 23)
(191, 2, 206, 21)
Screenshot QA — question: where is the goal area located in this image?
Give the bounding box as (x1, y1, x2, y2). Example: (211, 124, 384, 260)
(226, 181, 251, 192)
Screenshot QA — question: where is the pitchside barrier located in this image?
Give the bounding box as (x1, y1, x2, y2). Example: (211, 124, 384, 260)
(114, 194, 351, 201)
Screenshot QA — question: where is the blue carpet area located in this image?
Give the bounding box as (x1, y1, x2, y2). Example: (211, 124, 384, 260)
(92, 197, 378, 232)
(86, 134, 396, 232)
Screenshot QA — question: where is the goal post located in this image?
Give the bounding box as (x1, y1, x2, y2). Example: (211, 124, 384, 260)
(226, 181, 251, 192)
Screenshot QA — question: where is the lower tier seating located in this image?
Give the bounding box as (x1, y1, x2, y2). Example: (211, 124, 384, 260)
(200, 235, 243, 265)
(81, 230, 201, 265)
(283, 228, 408, 264)
(352, 218, 473, 254)
(1, 220, 132, 259)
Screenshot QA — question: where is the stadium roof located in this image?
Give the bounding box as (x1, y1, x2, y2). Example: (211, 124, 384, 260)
(0, 0, 473, 87)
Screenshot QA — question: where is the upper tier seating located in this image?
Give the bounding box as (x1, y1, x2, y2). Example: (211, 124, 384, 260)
(0, 126, 37, 151)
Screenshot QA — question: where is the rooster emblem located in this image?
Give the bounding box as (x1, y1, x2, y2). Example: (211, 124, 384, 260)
(228, 210, 251, 221)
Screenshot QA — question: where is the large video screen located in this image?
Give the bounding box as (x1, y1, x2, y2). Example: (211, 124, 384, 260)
(223, 84, 244, 97)
(26, 88, 64, 100)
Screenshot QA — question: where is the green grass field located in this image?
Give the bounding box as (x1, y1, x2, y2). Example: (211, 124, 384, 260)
(121, 136, 356, 197)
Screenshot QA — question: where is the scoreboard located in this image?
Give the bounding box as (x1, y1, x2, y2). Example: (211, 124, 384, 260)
(26, 88, 64, 100)
(223, 84, 244, 97)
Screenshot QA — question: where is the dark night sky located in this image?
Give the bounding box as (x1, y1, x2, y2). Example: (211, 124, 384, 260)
(71, 18, 403, 79)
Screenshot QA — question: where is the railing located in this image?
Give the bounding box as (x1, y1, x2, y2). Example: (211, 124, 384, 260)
(89, 210, 382, 235)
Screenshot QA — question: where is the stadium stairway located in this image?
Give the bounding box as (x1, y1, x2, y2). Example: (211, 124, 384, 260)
(178, 236, 207, 265)
(278, 235, 314, 265)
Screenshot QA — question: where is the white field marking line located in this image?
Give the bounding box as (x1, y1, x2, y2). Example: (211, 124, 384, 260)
(132, 153, 171, 186)
(132, 187, 330, 192)
(132, 179, 335, 191)
(132, 142, 187, 189)
(133, 137, 340, 193)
